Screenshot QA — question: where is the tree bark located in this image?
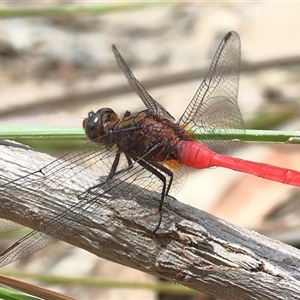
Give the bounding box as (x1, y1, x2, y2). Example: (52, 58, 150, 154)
(0, 141, 299, 300)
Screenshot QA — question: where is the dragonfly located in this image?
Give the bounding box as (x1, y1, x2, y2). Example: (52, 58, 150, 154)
(1, 31, 300, 267)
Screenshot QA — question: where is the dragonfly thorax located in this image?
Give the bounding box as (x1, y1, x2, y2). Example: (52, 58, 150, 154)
(115, 109, 193, 164)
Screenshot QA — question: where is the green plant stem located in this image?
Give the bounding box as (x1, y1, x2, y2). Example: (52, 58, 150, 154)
(0, 271, 199, 296)
(0, 126, 300, 144)
(0, 3, 173, 18)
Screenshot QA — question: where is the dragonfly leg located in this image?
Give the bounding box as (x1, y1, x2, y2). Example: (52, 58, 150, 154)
(108, 153, 133, 179)
(107, 151, 121, 179)
(80, 152, 133, 198)
(135, 158, 173, 232)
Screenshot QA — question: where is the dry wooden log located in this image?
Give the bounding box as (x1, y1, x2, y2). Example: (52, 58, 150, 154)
(0, 141, 300, 300)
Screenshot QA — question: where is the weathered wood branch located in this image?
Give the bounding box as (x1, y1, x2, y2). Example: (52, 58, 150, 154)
(0, 141, 300, 300)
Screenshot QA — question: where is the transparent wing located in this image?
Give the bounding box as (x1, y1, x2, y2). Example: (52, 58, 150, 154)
(178, 31, 244, 155)
(0, 219, 23, 233)
(112, 45, 175, 121)
(0, 137, 186, 267)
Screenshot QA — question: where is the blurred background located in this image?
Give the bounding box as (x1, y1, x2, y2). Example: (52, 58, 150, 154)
(1, 1, 300, 299)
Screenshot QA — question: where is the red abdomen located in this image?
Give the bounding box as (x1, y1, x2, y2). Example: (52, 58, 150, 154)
(177, 140, 300, 187)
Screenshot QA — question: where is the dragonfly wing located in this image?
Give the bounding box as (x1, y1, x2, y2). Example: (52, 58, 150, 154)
(0, 141, 103, 266)
(0, 219, 24, 233)
(178, 31, 244, 155)
(112, 45, 175, 121)
(0, 137, 186, 266)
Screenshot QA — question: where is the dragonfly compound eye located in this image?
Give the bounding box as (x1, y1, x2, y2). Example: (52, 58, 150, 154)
(83, 112, 103, 141)
(83, 108, 119, 142)
(96, 108, 118, 124)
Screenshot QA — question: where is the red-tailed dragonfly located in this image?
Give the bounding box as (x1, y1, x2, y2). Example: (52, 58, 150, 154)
(1, 31, 300, 267)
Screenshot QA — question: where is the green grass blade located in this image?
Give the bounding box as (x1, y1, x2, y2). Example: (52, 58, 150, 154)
(0, 271, 199, 296)
(0, 287, 41, 300)
(1, 126, 300, 144)
(0, 126, 85, 140)
(193, 128, 300, 144)
(0, 3, 173, 18)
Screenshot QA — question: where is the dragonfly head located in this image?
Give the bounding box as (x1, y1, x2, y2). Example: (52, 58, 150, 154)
(83, 108, 119, 143)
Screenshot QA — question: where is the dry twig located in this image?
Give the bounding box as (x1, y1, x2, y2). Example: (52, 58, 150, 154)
(0, 142, 299, 300)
